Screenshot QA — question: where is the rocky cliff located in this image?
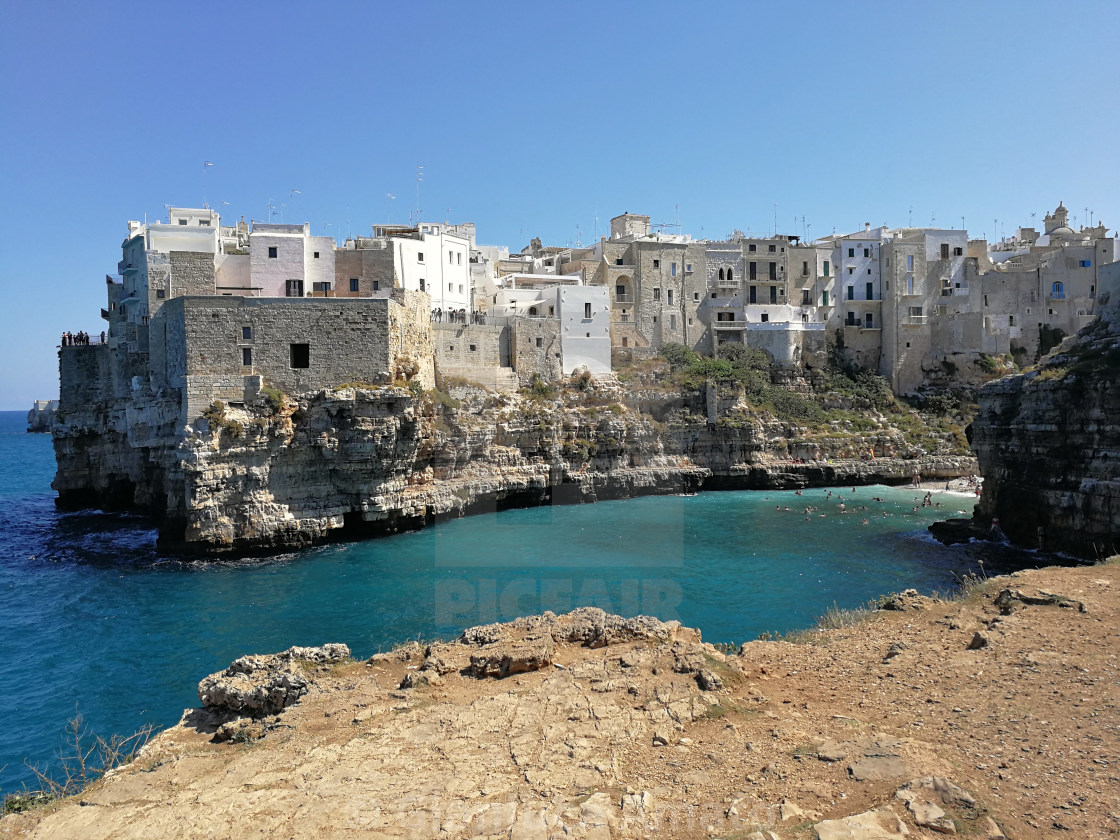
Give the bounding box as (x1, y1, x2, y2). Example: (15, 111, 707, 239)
(970, 298, 1120, 558)
(53, 372, 975, 554)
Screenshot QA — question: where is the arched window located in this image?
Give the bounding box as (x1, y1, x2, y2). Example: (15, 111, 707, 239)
(528, 306, 537, 317)
(718, 268, 725, 282)
(727, 267, 733, 282)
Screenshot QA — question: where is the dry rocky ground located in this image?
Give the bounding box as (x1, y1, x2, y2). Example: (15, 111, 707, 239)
(3, 562, 1118, 840)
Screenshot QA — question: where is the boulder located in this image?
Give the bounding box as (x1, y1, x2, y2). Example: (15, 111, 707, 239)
(197, 643, 350, 716)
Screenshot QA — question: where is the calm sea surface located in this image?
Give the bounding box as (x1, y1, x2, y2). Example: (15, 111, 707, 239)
(0, 409, 1050, 794)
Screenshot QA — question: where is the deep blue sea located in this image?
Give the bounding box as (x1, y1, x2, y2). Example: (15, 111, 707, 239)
(0, 409, 1051, 795)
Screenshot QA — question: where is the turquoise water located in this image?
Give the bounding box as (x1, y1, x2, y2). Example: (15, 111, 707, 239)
(0, 410, 1045, 794)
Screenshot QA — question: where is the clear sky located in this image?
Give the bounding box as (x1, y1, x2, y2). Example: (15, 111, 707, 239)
(0, 0, 1117, 409)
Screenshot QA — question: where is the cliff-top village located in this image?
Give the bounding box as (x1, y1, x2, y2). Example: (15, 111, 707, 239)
(58, 201, 1119, 431)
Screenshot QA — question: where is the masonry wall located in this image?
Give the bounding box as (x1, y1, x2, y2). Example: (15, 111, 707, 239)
(387, 289, 436, 389)
(512, 318, 563, 384)
(58, 345, 111, 409)
(335, 245, 396, 298)
(433, 323, 505, 370)
(161, 297, 397, 420)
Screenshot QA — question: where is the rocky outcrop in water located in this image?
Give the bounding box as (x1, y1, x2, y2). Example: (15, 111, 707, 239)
(969, 296, 1120, 558)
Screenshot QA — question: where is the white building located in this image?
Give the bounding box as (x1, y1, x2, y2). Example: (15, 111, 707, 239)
(493, 274, 612, 375)
(248, 223, 336, 298)
(387, 227, 472, 314)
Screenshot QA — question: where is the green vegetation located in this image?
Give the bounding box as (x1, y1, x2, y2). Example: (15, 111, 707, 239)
(202, 400, 244, 439)
(259, 383, 286, 413)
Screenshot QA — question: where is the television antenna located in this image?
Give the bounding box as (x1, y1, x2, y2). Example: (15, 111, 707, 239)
(386, 193, 396, 223)
(202, 161, 213, 208)
(415, 165, 423, 224)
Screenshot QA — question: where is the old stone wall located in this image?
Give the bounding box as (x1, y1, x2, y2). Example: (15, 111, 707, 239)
(512, 318, 563, 384)
(433, 323, 505, 370)
(58, 345, 111, 409)
(335, 245, 396, 298)
(170, 251, 217, 297)
(388, 289, 435, 388)
(159, 297, 396, 420)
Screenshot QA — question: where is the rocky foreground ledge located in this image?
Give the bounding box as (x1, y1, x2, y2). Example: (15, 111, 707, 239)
(5, 562, 1118, 840)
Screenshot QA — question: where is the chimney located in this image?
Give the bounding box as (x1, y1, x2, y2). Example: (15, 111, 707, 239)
(865, 222, 871, 232)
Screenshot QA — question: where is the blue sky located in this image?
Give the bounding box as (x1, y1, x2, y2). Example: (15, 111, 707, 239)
(0, 0, 1117, 409)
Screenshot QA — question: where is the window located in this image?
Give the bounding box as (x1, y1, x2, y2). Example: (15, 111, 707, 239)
(953, 247, 963, 257)
(906, 255, 914, 271)
(419, 279, 425, 291)
(863, 248, 870, 258)
(908, 306, 923, 318)
(242, 326, 252, 340)
(711, 292, 717, 298)
(867, 268, 872, 275)
(884, 280, 890, 292)
(749, 262, 757, 280)
(686, 263, 692, 272)
(802, 261, 809, 276)
(769, 263, 777, 281)
(693, 292, 699, 301)
(350, 278, 359, 292)
(622, 337, 628, 347)
(848, 267, 854, 275)
(848, 247, 855, 258)
(653, 288, 661, 300)
(823, 260, 830, 277)
(242, 347, 252, 366)
(907, 276, 914, 295)
(865, 313, 873, 328)
(457, 253, 462, 265)
(448, 283, 453, 292)
(584, 302, 592, 319)
(671, 262, 677, 277)
(727, 268, 733, 282)
(417, 252, 424, 262)
(670, 314, 676, 329)
(822, 290, 829, 306)
(769, 285, 777, 304)
(761, 313, 769, 322)
(748, 285, 757, 304)
(469, 344, 476, 352)
(801, 289, 811, 305)
(616, 258, 624, 266)
(458, 285, 463, 294)
(667, 290, 674, 305)
(940, 243, 950, 259)
(373, 280, 379, 291)
(768, 244, 776, 253)
(983, 295, 988, 306)
(156, 289, 165, 299)
(653, 259, 660, 268)
(286, 279, 304, 297)
(1079, 259, 1092, 268)
(290, 343, 310, 368)
(535, 337, 542, 348)
(313, 282, 331, 293)
(847, 285, 854, 300)
(616, 284, 626, 299)
(748, 244, 756, 252)
(866, 283, 874, 300)
(718, 268, 725, 282)
(1009, 315, 1016, 326)
(179, 219, 187, 226)
(314, 251, 320, 259)
(449, 252, 454, 264)
(268, 246, 278, 258)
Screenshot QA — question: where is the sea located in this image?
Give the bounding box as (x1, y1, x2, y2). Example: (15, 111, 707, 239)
(0, 409, 1057, 795)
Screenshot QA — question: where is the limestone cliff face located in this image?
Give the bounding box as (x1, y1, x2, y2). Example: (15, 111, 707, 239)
(54, 377, 974, 554)
(971, 300, 1120, 557)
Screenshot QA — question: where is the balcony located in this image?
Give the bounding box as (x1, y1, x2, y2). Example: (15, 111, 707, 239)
(612, 294, 634, 305)
(713, 319, 746, 329)
(905, 315, 928, 325)
(1049, 291, 1066, 300)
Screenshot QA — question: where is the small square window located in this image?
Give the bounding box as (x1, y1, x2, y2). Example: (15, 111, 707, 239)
(469, 344, 476, 351)
(242, 326, 252, 340)
(848, 248, 855, 258)
(373, 280, 379, 291)
(156, 289, 165, 299)
(535, 337, 542, 348)
(417, 252, 424, 262)
(686, 263, 692, 272)
(693, 292, 699, 301)
(653, 259, 660, 268)
(268, 246, 278, 258)
(290, 343, 310, 369)
(350, 278, 359, 292)
(178, 219, 187, 225)
(768, 244, 776, 253)
(749, 244, 756, 252)
(314, 251, 320, 259)
(761, 313, 769, 322)
(242, 347, 252, 366)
